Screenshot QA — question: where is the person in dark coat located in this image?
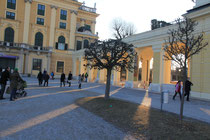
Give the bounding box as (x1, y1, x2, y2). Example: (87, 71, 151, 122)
(0, 67, 10, 100)
(42, 70, 47, 86)
(185, 78, 193, 101)
(60, 73, 66, 87)
(10, 68, 23, 101)
(43, 72, 50, 86)
(67, 71, 72, 87)
(81, 73, 84, 82)
(78, 74, 82, 89)
(0, 68, 2, 78)
(37, 71, 43, 86)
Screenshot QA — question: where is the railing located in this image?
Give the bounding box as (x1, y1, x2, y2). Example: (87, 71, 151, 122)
(76, 31, 98, 37)
(79, 5, 96, 13)
(0, 41, 53, 52)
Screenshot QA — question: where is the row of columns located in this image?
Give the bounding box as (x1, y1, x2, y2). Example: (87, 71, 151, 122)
(71, 43, 165, 88)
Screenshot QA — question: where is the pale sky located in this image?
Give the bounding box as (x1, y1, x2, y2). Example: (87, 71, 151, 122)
(82, 0, 195, 40)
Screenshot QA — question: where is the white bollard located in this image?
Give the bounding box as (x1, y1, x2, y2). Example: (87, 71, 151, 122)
(163, 91, 169, 103)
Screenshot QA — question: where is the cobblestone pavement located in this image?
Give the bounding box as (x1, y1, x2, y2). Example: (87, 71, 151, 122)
(0, 77, 210, 140)
(0, 78, 135, 140)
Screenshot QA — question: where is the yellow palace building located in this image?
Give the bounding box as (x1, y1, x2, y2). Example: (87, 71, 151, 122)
(1, 0, 210, 100)
(0, 0, 98, 76)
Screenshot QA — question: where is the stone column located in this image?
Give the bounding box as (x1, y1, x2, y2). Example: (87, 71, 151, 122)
(18, 49, 24, 74)
(72, 57, 77, 76)
(152, 45, 164, 84)
(113, 70, 120, 86)
(49, 5, 57, 47)
(23, 0, 32, 44)
(99, 69, 105, 83)
(125, 69, 134, 88)
(24, 52, 29, 74)
(69, 10, 77, 50)
(46, 53, 51, 72)
(91, 21, 96, 34)
(81, 38, 84, 49)
(149, 44, 163, 92)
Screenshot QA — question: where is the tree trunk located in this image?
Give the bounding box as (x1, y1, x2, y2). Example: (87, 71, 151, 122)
(180, 64, 187, 121)
(105, 69, 112, 99)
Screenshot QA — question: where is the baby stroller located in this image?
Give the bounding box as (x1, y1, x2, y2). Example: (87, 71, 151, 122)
(16, 80, 27, 97)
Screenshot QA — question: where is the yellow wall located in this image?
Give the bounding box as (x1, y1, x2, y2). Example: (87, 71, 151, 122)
(191, 33, 210, 93)
(153, 52, 160, 83)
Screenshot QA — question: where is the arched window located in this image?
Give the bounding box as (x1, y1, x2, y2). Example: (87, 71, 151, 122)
(83, 39, 89, 48)
(58, 36, 65, 43)
(4, 27, 14, 42)
(56, 36, 67, 50)
(34, 32, 43, 47)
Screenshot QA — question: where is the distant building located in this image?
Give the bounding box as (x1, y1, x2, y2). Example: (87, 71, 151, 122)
(151, 19, 171, 30)
(0, 0, 99, 76)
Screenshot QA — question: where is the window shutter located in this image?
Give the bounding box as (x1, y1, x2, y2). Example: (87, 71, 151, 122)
(56, 42, 58, 49)
(65, 44, 68, 50)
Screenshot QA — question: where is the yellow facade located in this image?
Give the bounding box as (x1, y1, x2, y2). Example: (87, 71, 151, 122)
(0, 0, 98, 76)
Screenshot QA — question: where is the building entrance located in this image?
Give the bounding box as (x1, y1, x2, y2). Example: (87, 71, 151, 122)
(0, 58, 16, 70)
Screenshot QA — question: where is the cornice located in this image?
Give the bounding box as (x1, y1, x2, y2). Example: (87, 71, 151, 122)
(70, 10, 78, 15)
(51, 5, 58, 10)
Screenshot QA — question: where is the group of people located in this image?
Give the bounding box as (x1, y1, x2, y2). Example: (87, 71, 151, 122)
(36, 71, 89, 89)
(0, 67, 24, 101)
(173, 78, 193, 101)
(60, 71, 73, 87)
(37, 70, 50, 86)
(1, 67, 194, 102)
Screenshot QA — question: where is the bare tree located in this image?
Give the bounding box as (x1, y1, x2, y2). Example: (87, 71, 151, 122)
(84, 39, 136, 99)
(111, 18, 137, 40)
(163, 17, 208, 120)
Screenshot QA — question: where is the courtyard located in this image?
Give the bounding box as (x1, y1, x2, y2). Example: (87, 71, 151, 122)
(0, 77, 210, 139)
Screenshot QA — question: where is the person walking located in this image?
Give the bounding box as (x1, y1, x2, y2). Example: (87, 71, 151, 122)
(43, 72, 50, 86)
(0, 68, 2, 79)
(67, 71, 72, 87)
(81, 73, 84, 82)
(0, 67, 10, 100)
(10, 68, 23, 101)
(78, 74, 82, 89)
(173, 80, 182, 100)
(51, 71, 54, 80)
(37, 71, 43, 86)
(185, 78, 193, 101)
(85, 72, 88, 82)
(60, 73, 66, 87)
(42, 70, 47, 86)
